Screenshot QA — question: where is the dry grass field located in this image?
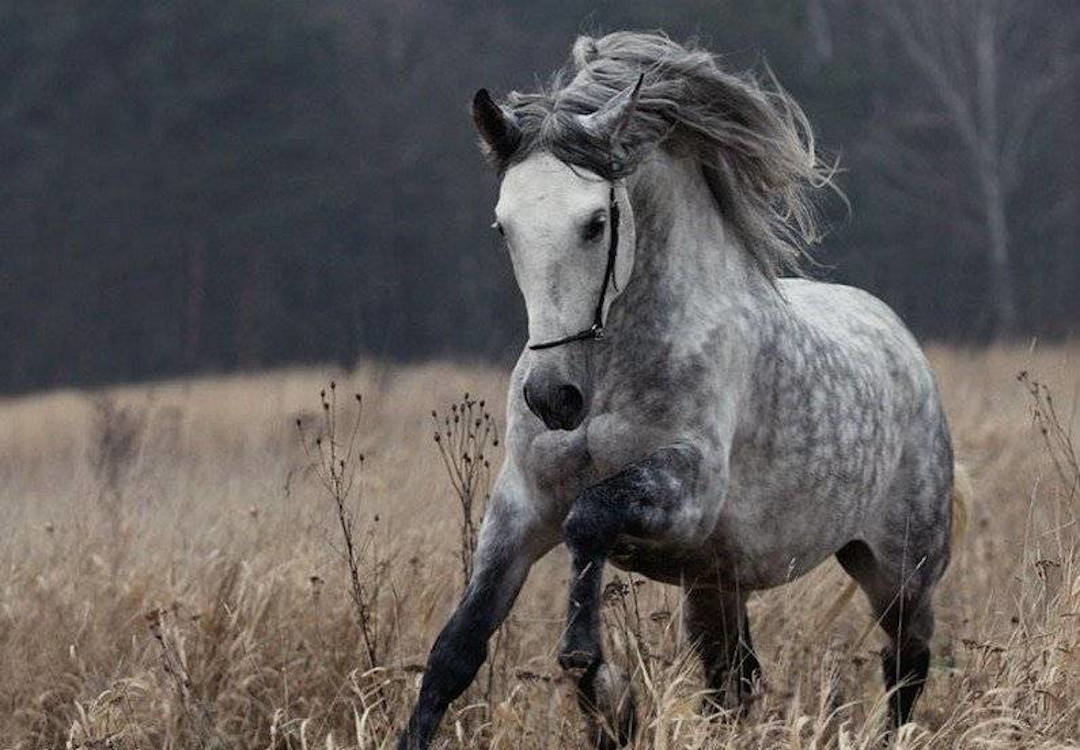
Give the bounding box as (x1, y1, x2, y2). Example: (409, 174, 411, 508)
(2, 344, 1079, 749)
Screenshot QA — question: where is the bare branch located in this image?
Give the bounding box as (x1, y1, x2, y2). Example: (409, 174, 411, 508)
(875, 1, 982, 157)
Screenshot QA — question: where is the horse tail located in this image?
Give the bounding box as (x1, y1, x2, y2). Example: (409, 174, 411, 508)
(949, 460, 973, 556)
(819, 461, 972, 628)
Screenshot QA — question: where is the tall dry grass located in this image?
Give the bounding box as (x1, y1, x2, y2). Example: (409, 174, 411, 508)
(1, 344, 1078, 749)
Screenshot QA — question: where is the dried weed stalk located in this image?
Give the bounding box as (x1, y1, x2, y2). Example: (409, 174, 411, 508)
(431, 392, 499, 586)
(431, 392, 503, 735)
(1018, 370, 1079, 499)
(146, 606, 217, 748)
(90, 395, 145, 498)
(296, 382, 382, 670)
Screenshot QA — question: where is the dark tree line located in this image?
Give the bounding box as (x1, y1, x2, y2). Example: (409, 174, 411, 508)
(1, 1, 1077, 394)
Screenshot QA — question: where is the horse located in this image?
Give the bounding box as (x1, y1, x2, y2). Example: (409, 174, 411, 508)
(398, 32, 968, 749)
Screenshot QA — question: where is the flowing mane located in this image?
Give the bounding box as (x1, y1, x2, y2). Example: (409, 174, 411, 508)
(486, 31, 832, 278)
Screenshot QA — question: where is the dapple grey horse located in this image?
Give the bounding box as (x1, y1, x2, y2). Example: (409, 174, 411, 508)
(399, 32, 967, 748)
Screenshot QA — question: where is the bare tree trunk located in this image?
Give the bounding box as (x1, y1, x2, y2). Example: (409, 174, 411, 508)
(982, 174, 1018, 336)
(804, 0, 833, 71)
(874, 0, 1058, 340)
(973, 2, 1018, 338)
(236, 251, 269, 368)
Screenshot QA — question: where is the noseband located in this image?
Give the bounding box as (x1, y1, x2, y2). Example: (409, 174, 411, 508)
(528, 182, 622, 351)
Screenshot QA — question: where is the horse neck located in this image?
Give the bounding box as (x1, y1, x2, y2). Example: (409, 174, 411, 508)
(612, 152, 770, 338)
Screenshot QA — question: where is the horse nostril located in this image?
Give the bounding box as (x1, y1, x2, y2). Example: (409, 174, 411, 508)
(555, 385, 585, 427)
(523, 379, 586, 431)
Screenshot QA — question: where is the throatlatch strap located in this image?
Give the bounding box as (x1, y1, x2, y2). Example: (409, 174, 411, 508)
(528, 184, 621, 351)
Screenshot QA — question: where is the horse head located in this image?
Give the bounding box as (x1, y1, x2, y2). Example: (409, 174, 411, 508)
(472, 81, 640, 430)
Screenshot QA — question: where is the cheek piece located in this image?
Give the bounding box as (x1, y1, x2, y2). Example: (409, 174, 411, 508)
(527, 182, 622, 351)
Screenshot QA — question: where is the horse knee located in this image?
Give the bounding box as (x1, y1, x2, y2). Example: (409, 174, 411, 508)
(562, 490, 619, 553)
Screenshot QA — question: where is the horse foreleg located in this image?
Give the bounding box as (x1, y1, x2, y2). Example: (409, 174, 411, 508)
(684, 585, 759, 716)
(559, 539, 635, 750)
(398, 493, 555, 750)
(560, 443, 706, 748)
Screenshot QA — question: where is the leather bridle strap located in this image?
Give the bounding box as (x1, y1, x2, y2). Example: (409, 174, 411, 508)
(528, 183, 621, 351)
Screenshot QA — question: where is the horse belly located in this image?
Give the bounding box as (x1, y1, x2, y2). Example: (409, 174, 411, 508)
(606, 522, 831, 589)
(707, 500, 853, 589)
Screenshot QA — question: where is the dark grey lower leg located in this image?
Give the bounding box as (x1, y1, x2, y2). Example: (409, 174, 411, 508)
(877, 583, 933, 728)
(881, 636, 930, 727)
(684, 586, 759, 715)
(559, 445, 703, 747)
(398, 507, 552, 750)
(835, 540, 934, 729)
(397, 568, 519, 748)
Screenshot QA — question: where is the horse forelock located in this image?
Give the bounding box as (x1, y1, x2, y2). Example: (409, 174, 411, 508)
(492, 31, 836, 280)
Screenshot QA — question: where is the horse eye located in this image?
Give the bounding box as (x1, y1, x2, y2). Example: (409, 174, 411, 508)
(491, 221, 505, 236)
(582, 217, 605, 243)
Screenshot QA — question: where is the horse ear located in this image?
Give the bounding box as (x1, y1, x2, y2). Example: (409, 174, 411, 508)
(471, 89, 521, 163)
(577, 73, 645, 146)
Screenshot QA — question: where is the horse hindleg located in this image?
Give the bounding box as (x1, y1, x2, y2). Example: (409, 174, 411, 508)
(560, 444, 705, 748)
(835, 540, 936, 729)
(684, 586, 759, 715)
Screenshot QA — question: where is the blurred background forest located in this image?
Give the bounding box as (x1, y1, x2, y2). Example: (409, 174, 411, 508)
(2, 0, 1077, 395)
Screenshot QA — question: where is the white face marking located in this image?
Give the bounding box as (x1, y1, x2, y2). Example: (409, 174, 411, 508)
(495, 152, 634, 346)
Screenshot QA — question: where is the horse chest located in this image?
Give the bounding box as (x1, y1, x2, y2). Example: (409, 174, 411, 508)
(521, 412, 671, 506)
(585, 412, 667, 475)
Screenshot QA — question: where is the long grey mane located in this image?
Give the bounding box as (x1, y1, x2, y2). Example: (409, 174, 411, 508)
(488, 32, 832, 278)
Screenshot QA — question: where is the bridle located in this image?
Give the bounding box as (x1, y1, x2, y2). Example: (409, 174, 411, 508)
(528, 181, 623, 350)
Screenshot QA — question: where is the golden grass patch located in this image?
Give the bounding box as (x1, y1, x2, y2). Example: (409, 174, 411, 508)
(1, 344, 1078, 748)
